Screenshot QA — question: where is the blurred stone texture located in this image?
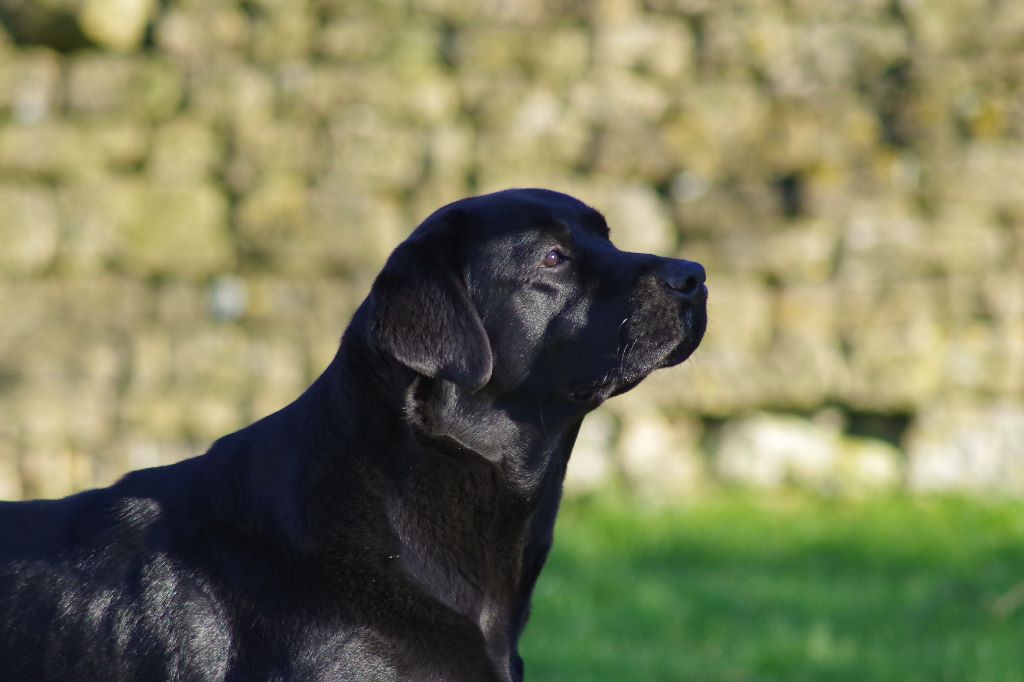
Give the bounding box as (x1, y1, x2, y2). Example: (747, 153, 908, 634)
(1, 0, 1023, 499)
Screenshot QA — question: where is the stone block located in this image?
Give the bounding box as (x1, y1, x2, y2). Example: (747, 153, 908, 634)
(235, 174, 310, 269)
(523, 27, 591, 87)
(593, 18, 694, 82)
(318, 21, 439, 68)
(668, 182, 773, 243)
(939, 321, 989, 390)
(896, 0, 989, 56)
(0, 183, 58, 275)
(599, 184, 676, 256)
(57, 177, 141, 272)
(247, 335, 308, 418)
(759, 99, 854, 171)
(0, 279, 146, 349)
(407, 179, 472, 227)
(472, 88, 591, 179)
(78, 0, 156, 52)
(120, 394, 184, 442)
(663, 83, 769, 180)
(588, 0, 644, 24)
(64, 179, 230, 278)
(920, 204, 1009, 275)
(0, 122, 91, 179)
(15, 391, 76, 499)
(569, 70, 671, 126)
(641, 0, 708, 15)
(116, 184, 234, 277)
(148, 118, 222, 183)
(938, 144, 1024, 209)
(306, 180, 406, 276)
(316, 18, 393, 62)
(242, 278, 317, 326)
(589, 122, 681, 184)
(837, 437, 903, 496)
(0, 314, 127, 401)
(250, 2, 314, 62)
(0, 121, 149, 180)
(325, 113, 426, 189)
(564, 408, 617, 496)
(907, 402, 1024, 496)
(67, 55, 183, 121)
(836, 198, 929, 281)
(154, 281, 205, 325)
(796, 21, 908, 90)
(701, 277, 775, 354)
(0, 442, 22, 500)
(184, 395, 245, 444)
(64, 384, 118, 453)
(982, 273, 1024, 323)
(617, 411, 704, 500)
(83, 122, 150, 170)
(715, 412, 841, 491)
(0, 399, 21, 500)
(836, 280, 945, 411)
(155, 6, 251, 61)
(406, 0, 487, 23)
(105, 434, 194, 484)
(316, 0, 407, 18)
(766, 284, 846, 408)
(20, 448, 79, 500)
(171, 327, 250, 394)
(127, 331, 173, 395)
(280, 64, 444, 122)
(424, 123, 473, 187)
(775, 284, 837, 347)
(227, 120, 317, 193)
(713, 219, 840, 283)
(0, 48, 62, 124)
(454, 26, 538, 75)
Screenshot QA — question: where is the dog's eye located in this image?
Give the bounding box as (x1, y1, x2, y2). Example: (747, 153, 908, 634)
(541, 249, 566, 268)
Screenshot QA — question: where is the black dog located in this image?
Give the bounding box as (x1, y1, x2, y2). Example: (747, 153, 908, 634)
(0, 189, 707, 681)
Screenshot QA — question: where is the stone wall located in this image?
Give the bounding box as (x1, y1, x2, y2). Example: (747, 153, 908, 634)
(1, 0, 1022, 500)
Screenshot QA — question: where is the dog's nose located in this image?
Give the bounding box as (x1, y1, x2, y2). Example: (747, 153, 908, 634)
(660, 260, 707, 302)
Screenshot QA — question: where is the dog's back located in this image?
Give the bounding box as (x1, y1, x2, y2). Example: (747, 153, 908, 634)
(0, 463, 237, 681)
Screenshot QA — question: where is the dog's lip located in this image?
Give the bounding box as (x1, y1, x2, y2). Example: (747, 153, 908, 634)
(569, 373, 644, 403)
(661, 324, 706, 369)
(569, 378, 616, 403)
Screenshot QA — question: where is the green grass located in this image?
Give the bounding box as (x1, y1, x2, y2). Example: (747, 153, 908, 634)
(521, 494, 1024, 681)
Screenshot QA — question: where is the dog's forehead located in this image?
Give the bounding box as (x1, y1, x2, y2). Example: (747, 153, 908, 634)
(456, 189, 609, 239)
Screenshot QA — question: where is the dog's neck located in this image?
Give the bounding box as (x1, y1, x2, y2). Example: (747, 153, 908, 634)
(323, 335, 581, 675)
(388, 377, 581, 677)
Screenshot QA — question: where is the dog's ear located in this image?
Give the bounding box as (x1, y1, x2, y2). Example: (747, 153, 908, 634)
(368, 213, 493, 391)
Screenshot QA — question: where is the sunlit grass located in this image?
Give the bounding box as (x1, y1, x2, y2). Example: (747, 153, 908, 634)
(522, 494, 1024, 681)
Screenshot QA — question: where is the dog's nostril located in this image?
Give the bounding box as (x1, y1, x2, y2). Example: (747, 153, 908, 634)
(671, 275, 700, 294)
(662, 260, 706, 297)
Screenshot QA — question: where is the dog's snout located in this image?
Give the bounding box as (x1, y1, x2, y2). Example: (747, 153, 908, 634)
(660, 260, 707, 301)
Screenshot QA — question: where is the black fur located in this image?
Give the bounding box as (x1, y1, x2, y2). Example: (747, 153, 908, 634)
(0, 189, 707, 681)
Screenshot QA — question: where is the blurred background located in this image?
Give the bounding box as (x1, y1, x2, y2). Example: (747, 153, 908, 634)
(1, 0, 1023, 678)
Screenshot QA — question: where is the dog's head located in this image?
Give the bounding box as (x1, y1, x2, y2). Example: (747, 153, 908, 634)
(365, 189, 706, 418)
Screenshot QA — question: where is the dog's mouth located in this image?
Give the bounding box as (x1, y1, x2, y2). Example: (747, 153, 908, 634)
(569, 374, 644, 405)
(569, 379, 615, 404)
(663, 308, 707, 368)
(570, 315, 706, 406)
